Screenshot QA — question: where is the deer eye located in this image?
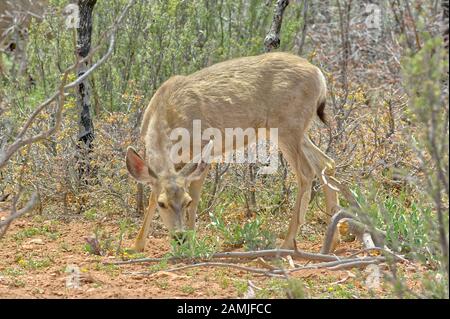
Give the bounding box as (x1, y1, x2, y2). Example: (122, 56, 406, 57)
(157, 201, 167, 209)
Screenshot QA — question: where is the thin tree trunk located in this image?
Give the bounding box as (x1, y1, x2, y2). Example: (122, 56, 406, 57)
(247, 163, 257, 217)
(264, 0, 289, 52)
(443, 0, 449, 52)
(294, 0, 308, 56)
(76, 0, 97, 187)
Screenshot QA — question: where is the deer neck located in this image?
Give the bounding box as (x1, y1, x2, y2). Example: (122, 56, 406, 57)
(144, 110, 176, 176)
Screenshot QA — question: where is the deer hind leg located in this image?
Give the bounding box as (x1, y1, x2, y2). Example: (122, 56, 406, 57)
(280, 140, 314, 249)
(186, 165, 209, 230)
(302, 137, 340, 251)
(134, 191, 158, 252)
(302, 136, 339, 218)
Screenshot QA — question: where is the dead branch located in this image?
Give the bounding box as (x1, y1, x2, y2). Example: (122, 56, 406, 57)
(325, 259, 384, 271)
(124, 256, 389, 279)
(321, 209, 354, 254)
(104, 248, 340, 265)
(0, 191, 38, 238)
(346, 247, 409, 263)
(324, 174, 361, 208)
(280, 256, 386, 274)
(264, 0, 289, 52)
(320, 175, 389, 256)
(126, 262, 285, 278)
(212, 248, 339, 262)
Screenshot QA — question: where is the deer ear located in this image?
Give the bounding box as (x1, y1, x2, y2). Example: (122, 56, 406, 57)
(126, 147, 158, 184)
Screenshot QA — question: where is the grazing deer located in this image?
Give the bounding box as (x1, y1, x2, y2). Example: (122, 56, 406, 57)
(126, 52, 339, 252)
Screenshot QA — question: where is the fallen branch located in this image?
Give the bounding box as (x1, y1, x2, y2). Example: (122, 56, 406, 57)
(325, 259, 384, 271)
(126, 262, 285, 278)
(104, 248, 340, 265)
(346, 247, 410, 263)
(321, 209, 354, 254)
(124, 256, 389, 279)
(213, 249, 339, 262)
(278, 256, 386, 274)
(320, 176, 390, 256)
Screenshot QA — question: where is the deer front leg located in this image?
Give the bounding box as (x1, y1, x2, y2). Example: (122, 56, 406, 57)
(186, 165, 209, 230)
(282, 177, 313, 249)
(134, 192, 157, 252)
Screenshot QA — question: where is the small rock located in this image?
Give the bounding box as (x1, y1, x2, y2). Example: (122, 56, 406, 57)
(406, 266, 417, 272)
(27, 238, 44, 245)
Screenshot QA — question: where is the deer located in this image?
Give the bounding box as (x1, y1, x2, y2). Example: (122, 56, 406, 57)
(126, 52, 339, 252)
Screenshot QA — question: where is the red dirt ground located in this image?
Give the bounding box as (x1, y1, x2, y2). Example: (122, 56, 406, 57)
(0, 210, 424, 299)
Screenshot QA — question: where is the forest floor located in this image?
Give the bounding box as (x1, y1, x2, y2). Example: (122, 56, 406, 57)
(0, 209, 425, 299)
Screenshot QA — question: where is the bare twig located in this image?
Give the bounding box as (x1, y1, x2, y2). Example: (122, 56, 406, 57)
(0, 191, 39, 238)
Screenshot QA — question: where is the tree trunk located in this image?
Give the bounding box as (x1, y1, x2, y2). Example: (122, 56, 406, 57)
(264, 0, 290, 52)
(443, 0, 449, 52)
(76, 0, 97, 187)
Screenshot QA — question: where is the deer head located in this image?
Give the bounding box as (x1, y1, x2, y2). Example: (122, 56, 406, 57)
(125, 140, 213, 239)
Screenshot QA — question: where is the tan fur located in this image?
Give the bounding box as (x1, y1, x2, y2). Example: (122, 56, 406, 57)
(129, 52, 339, 251)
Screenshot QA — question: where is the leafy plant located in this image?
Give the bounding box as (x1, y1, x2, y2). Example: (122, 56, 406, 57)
(84, 226, 115, 256)
(17, 257, 52, 270)
(209, 208, 276, 251)
(14, 224, 60, 242)
(169, 230, 217, 259)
